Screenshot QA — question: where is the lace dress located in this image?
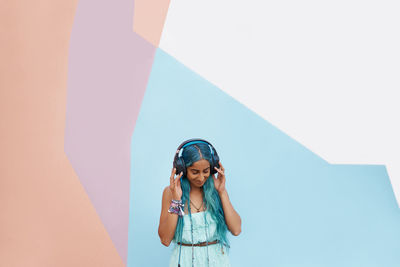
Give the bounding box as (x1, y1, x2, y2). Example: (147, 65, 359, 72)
(169, 210, 231, 267)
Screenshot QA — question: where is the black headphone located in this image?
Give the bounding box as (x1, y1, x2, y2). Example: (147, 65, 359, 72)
(173, 138, 220, 177)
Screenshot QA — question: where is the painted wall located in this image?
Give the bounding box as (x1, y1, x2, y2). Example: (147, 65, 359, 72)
(1, 0, 399, 266)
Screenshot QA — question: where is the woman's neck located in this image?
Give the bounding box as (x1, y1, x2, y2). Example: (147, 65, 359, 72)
(190, 185, 203, 195)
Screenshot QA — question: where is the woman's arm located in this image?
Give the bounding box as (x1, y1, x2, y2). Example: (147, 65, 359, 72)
(158, 186, 180, 246)
(219, 189, 242, 236)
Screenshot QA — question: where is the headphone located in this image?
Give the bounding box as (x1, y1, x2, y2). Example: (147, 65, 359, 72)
(173, 138, 220, 177)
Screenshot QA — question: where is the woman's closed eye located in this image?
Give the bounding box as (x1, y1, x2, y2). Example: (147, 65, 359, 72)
(191, 168, 210, 174)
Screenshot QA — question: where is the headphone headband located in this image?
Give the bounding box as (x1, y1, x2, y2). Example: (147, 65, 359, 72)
(175, 138, 215, 157)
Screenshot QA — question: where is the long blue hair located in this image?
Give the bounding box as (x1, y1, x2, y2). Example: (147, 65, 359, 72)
(172, 142, 230, 253)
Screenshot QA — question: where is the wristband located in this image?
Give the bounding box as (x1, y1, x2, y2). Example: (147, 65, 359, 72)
(168, 199, 185, 216)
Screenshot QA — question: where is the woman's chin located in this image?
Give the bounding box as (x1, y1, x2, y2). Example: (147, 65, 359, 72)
(192, 181, 204, 187)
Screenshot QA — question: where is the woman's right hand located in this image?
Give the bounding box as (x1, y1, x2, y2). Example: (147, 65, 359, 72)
(169, 167, 183, 200)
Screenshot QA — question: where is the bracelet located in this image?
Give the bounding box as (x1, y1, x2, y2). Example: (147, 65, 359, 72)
(168, 199, 185, 216)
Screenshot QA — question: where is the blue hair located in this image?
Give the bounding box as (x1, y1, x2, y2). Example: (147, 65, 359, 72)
(172, 142, 230, 254)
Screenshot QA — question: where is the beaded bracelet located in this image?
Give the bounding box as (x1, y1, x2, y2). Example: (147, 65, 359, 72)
(168, 199, 185, 216)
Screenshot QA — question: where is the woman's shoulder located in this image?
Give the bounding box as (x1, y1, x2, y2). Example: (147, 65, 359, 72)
(163, 185, 169, 192)
(162, 185, 171, 199)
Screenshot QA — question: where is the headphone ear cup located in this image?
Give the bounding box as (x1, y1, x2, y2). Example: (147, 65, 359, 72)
(210, 158, 216, 175)
(211, 148, 220, 175)
(175, 157, 186, 177)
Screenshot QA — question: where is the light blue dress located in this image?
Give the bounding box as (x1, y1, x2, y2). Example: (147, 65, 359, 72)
(169, 210, 231, 267)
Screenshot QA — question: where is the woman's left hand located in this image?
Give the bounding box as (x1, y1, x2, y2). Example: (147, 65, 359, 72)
(213, 161, 226, 194)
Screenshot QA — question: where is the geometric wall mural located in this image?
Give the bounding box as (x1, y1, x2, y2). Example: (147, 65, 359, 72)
(2, 0, 399, 266)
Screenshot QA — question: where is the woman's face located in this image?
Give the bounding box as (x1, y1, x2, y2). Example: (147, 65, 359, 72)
(186, 159, 211, 188)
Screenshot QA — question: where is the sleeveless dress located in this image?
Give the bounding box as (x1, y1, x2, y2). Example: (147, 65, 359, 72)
(169, 210, 231, 267)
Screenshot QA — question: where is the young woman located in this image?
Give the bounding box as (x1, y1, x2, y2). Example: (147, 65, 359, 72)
(158, 139, 241, 267)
